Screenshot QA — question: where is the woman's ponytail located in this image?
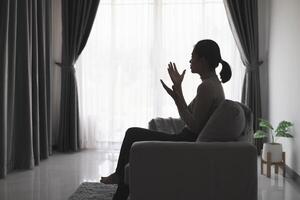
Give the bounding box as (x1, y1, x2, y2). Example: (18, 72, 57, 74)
(220, 60, 232, 83)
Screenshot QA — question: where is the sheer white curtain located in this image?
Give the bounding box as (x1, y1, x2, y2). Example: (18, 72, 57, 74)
(76, 0, 244, 149)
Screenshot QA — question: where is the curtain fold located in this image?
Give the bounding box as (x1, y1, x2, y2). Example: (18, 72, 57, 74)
(0, 0, 52, 178)
(223, 0, 262, 131)
(0, 0, 10, 178)
(58, 0, 100, 151)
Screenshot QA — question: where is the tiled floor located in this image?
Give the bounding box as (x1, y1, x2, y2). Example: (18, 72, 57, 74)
(0, 149, 300, 200)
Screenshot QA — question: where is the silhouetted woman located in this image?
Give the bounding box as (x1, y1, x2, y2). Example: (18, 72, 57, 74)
(101, 39, 232, 200)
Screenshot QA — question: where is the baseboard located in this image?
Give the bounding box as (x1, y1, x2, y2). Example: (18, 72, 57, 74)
(286, 165, 300, 186)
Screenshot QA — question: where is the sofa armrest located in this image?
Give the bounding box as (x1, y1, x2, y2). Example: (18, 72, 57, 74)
(129, 141, 257, 200)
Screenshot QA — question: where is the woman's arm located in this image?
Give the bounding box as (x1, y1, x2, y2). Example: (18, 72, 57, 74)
(161, 62, 213, 134)
(176, 83, 213, 134)
(160, 62, 187, 105)
(160, 62, 190, 125)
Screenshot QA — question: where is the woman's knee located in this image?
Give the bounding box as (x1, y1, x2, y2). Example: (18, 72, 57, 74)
(125, 127, 140, 139)
(124, 127, 149, 141)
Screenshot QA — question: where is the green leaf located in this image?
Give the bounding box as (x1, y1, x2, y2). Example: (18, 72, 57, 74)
(276, 132, 293, 138)
(254, 130, 268, 138)
(259, 118, 273, 130)
(275, 121, 293, 138)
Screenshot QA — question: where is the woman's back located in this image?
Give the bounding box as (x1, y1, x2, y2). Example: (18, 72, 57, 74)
(183, 73, 225, 135)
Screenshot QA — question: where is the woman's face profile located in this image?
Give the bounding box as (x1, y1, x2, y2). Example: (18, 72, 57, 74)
(190, 51, 204, 74)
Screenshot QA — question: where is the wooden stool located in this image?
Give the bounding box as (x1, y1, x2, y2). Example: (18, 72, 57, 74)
(261, 151, 286, 178)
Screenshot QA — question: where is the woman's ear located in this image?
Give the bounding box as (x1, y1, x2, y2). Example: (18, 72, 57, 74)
(199, 57, 208, 66)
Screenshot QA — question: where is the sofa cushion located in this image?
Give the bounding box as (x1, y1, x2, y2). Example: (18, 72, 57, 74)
(196, 100, 246, 142)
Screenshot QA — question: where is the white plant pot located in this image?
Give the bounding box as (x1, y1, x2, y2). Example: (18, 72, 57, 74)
(262, 143, 283, 162)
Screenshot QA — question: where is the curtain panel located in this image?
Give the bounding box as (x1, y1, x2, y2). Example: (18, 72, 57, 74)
(58, 0, 100, 151)
(0, 0, 52, 178)
(223, 0, 262, 131)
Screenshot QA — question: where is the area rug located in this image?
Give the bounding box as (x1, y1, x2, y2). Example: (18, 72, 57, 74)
(68, 182, 117, 200)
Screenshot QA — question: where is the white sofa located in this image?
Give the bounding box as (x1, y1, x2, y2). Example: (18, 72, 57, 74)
(129, 141, 257, 200)
(125, 101, 257, 200)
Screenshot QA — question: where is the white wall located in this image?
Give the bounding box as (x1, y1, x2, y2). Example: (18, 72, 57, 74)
(268, 0, 300, 174)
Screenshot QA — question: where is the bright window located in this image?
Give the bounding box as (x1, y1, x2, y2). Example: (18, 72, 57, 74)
(76, 0, 244, 149)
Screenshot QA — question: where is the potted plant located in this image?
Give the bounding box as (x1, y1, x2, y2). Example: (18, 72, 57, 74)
(254, 119, 293, 162)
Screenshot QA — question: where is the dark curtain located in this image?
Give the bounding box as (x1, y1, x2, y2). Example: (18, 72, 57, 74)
(58, 0, 100, 151)
(0, 0, 52, 178)
(223, 0, 263, 132)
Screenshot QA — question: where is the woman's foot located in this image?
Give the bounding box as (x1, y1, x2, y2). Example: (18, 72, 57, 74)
(100, 173, 119, 184)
